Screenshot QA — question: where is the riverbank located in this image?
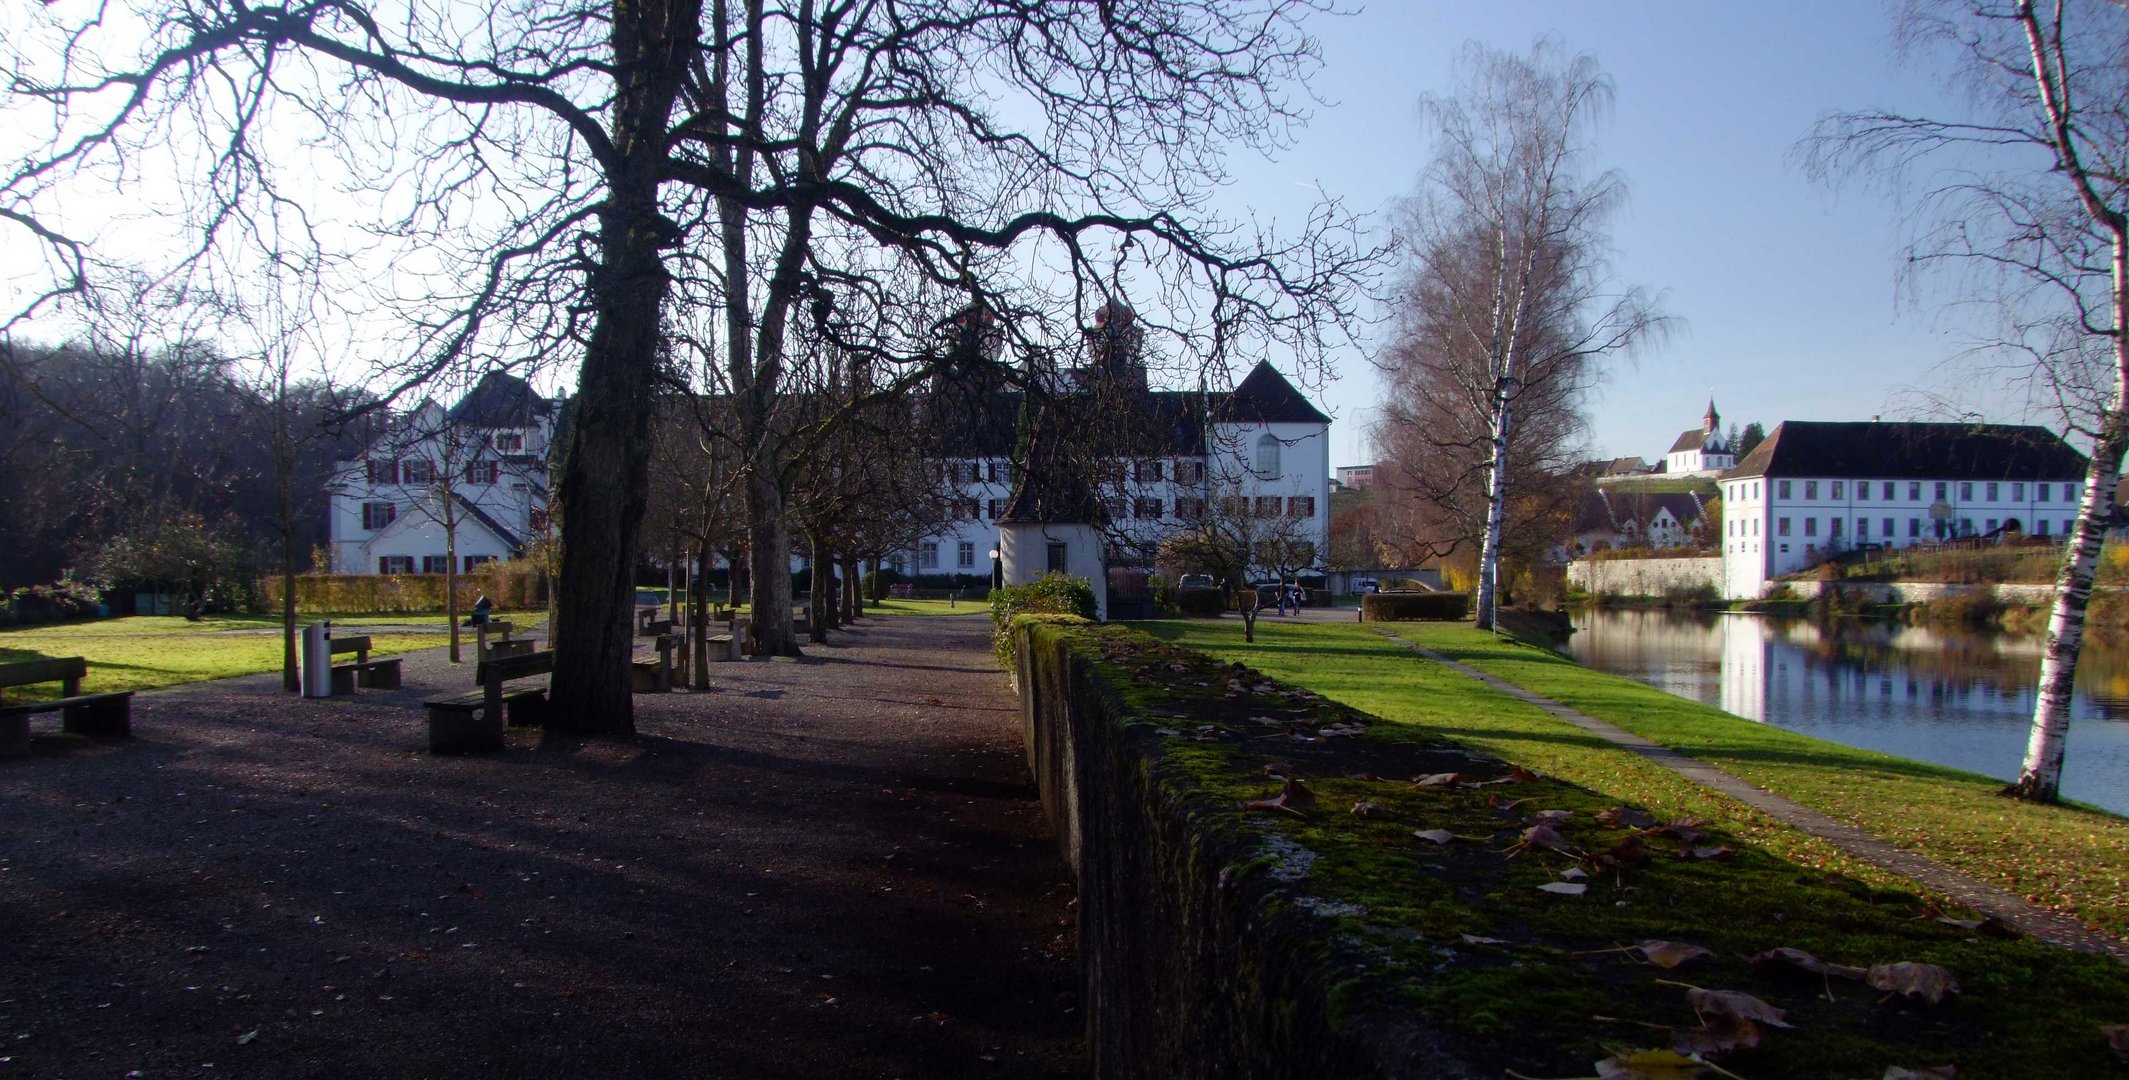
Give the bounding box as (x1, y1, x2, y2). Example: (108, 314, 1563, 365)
(1141, 617, 2129, 940)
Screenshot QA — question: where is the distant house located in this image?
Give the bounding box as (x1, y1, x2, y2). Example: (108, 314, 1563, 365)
(1573, 456, 1654, 484)
(327, 372, 561, 575)
(1565, 489, 1711, 556)
(1718, 420, 2089, 599)
(1334, 463, 1376, 490)
(1663, 400, 1735, 477)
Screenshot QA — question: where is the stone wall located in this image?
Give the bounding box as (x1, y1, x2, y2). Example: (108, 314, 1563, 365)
(1012, 618, 1472, 1079)
(1780, 579, 2059, 605)
(1567, 556, 1723, 597)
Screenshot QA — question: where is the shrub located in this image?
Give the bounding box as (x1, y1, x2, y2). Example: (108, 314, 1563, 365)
(1361, 591, 1470, 622)
(1174, 587, 1227, 618)
(989, 574, 1099, 666)
(6, 574, 103, 626)
(861, 567, 903, 602)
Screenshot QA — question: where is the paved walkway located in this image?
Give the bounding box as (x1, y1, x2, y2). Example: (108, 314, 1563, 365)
(1379, 630, 2129, 963)
(0, 614, 1081, 1078)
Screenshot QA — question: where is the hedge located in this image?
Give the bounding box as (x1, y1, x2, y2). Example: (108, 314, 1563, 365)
(1173, 587, 1226, 618)
(1359, 590, 1469, 622)
(259, 564, 546, 614)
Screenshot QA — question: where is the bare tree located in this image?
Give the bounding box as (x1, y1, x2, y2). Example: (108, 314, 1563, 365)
(1804, 0, 2129, 803)
(1376, 41, 1664, 630)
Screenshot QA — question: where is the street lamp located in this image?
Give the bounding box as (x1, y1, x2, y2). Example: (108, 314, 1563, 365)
(988, 547, 1002, 591)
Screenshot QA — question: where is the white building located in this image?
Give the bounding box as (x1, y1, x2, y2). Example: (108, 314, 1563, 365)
(906, 358, 1332, 596)
(1663, 400, 1735, 477)
(327, 372, 560, 575)
(1717, 420, 2089, 599)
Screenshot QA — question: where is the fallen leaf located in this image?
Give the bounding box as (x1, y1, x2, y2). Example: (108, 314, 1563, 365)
(1261, 761, 1293, 778)
(1750, 947, 1865, 982)
(1241, 778, 1315, 817)
(1413, 772, 1462, 787)
(1350, 800, 1384, 819)
(1486, 794, 1532, 811)
(1594, 1047, 1709, 1078)
(1413, 828, 1457, 845)
(1682, 846, 1734, 861)
(1672, 1011, 1762, 1058)
(1530, 809, 1575, 824)
(1460, 933, 1507, 945)
(1507, 763, 1543, 783)
(1652, 818, 1708, 845)
(1537, 881, 1588, 896)
(2103, 1024, 2129, 1064)
(1635, 941, 1714, 970)
(1597, 807, 1659, 830)
(1560, 866, 1589, 881)
(1934, 915, 2012, 938)
(1513, 822, 1579, 856)
(1867, 962, 1959, 1004)
(1686, 987, 1792, 1029)
(236, 1030, 259, 1046)
(1590, 835, 1649, 870)
(1881, 1067, 1957, 1079)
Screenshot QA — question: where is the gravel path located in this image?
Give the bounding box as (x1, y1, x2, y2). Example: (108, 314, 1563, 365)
(0, 615, 1081, 1079)
(1381, 630, 2129, 962)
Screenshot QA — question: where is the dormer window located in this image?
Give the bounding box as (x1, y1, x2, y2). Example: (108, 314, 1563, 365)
(464, 461, 500, 485)
(492, 432, 525, 452)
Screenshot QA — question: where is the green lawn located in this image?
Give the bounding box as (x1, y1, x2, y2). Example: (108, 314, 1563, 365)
(865, 598, 988, 616)
(0, 615, 451, 696)
(1141, 617, 2129, 938)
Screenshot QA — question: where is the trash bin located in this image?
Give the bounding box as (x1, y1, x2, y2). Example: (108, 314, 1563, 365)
(301, 620, 334, 698)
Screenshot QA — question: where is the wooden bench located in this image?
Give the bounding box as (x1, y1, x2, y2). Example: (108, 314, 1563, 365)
(475, 621, 536, 664)
(632, 634, 676, 693)
(0, 657, 134, 758)
(426, 650, 552, 754)
(326, 636, 404, 694)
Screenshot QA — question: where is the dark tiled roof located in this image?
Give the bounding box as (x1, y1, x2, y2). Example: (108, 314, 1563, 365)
(1667, 428, 1710, 454)
(1724, 421, 2087, 481)
(925, 389, 1024, 457)
(1217, 361, 1331, 424)
(448, 372, 556, 429)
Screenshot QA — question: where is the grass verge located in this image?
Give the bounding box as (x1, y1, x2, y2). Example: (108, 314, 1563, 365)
(1140, 617, 2129, 939)
(1062, 621, 2129, 1077)
(0, 615, 448, 697)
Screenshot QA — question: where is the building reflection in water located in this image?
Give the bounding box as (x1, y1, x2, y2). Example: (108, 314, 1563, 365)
(1566, 608, 2129, 817)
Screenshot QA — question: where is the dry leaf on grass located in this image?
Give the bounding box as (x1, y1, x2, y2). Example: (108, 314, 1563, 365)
(1685, 987, 1791, 1029)
(1460, 933, 1507, 945)
(1413, 828, 1457, 845)
(1511, 822, 1580, 857)
(1880, 1067, 1957, 1079)
(2102, 1024, 2129, 1063)
(1241, 778, 1315, 817)
(1651, 818, 1708, 845)
(1590, 1047, 1720, 1079)
(1866, 962, 1959, 1005)
(1412, 771, 1462, 787)
(1635, 941, 1714, 970)
(1537, 881, 1589, 896)
(1597, 806, 1659, 830)
(1750, 947, 1866, 982)
(1934, 915, 2012, 938)
(1350, 800, 1384, 819)
(1672, 1011, 1763, 1058)
(1507, 763, 1544, 782)
(1530, 809, 1575, 824)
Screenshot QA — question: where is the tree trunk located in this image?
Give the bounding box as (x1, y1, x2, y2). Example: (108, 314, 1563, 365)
(2010, 234, 2129, 802)
(841, 553, 860, 622)
(1474, 390, 1515, 631)
(280, 524, 299, 693)
(446, 509, 461, 663)
(808, 532, 831, 644)
(692, 541, 711, 687)
(748, 472, 802, 656)
(546, 0, 698, 736)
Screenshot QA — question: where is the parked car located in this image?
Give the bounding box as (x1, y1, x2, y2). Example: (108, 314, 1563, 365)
(1352, 577, 1381, 593)
(1178, 573, 1216, 590)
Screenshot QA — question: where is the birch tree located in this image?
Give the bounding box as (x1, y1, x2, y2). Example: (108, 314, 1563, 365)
(1378, 41, 1662, 629)
(1805, 0, 2129, 803)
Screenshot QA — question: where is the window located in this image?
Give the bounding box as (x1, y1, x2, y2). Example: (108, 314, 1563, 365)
(1935, 482, 1948, 501)
(2038, 519, 2050, 536)
(1133, 497, 1163, 520)
(1752, 482, 1760, 499)
(987, 461, 1004, 483)
(1804, 518, 1817, 537)
(1751, 519, 1759, 536)
(1287, 496, 1315, 518)
(987, 498, 1005, 520)
(1778, 517, 1791, 537)
(1134, 460, 1163, 483)
(2066, 483, 2079, 502)
(957, 541, 976, 569)
(1805, 481, 1818, 499)
(1986, 518, 1998, 533)
(1986, 482, 1999, 501)
(1856, 518, 1868, 539)
(1254, 433, 1281, 479)
(1959, 482, 1973, 501)
(1908, 518, 1920, 538)
(1778, 480, 1791, 499)
(464, 554, 495, 573)
(366, 458, 401, 485)
(422, 555, 450, 574)
(1102, 497, 1127, 521)
(1174, 460, 1206, 485)
(2012, 482, 2024, 501)
(1959, 518, 1974, 536)
(492, 433, 524, 452)
(1831, 481, 1844, 499)
(1882, 517, 1894, 539)
(2064, 518, 2074, 534)
(1883, 482, 1895, 500)
(402, 459, 435, 484)
(1046, 541, 1068, 574)
(1830, 517, 1843, 537)
(961, 498, 980, 520)
(378, 555, 414, 574)
(1909, 482, 1921, 501)
(1218, 496, 1249, 519)
(1254, 495, 1282, 517)
(2039, 484, 2051, 503)
(1176, 497, 1206, 521)
(362, 502, 397, 530)
(464, 461, 499, 485)
(919, 542, 939, 569)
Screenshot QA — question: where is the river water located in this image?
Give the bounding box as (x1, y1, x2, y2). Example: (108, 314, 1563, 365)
(1563, 608, 2129, 817)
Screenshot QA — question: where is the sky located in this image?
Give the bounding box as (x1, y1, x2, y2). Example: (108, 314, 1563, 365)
(1218, 1, 2033, 469)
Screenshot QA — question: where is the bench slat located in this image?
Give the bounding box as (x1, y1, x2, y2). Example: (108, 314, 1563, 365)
(0, 690, 134, 717)
(0, 656, 89, 690)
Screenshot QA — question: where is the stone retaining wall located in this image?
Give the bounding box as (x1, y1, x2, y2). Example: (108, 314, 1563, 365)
(1780, 579, 2059, 604)
(1012, 617, 1469, 1079)
(1566, 556, 1723, 597)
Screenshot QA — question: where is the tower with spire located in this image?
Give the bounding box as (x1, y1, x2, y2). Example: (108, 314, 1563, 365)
(1664, 395, 1735, 475)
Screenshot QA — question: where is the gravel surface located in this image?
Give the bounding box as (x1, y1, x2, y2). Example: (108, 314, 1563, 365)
(1, 615, 1081, 1079)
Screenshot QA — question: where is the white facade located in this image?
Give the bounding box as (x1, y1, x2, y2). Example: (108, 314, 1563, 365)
(1718, 422, 2088, 600)
(327, 377, 559, 575)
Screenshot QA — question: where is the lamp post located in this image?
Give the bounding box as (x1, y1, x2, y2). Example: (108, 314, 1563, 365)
(988, 547, 1002, 591)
